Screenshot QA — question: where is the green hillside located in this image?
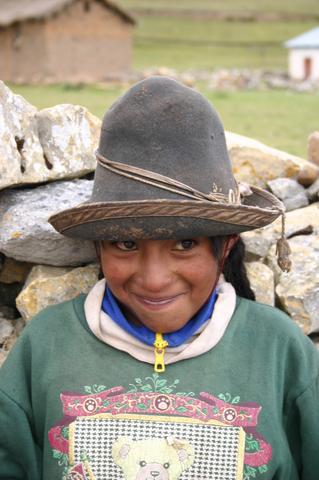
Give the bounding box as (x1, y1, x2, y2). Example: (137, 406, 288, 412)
(118, 0, 318, 71)
(119, 0, 319, 14)
(132, 18, 317, 70)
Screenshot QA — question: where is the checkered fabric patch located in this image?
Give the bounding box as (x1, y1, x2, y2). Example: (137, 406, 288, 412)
(71, 415, 245, 479)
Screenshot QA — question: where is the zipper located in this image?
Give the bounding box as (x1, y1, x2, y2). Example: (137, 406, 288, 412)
(153, 333, 168, 373)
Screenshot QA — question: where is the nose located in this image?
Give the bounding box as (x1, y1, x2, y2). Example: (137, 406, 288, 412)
(151, 472, 160, 478)
(137, 244, 173, 293)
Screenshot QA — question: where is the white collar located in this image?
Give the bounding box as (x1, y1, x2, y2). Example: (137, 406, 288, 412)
(84, 277, 236, 366)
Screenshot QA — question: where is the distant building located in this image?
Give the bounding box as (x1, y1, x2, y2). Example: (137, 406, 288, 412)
(0, 0, 135, 83)
(284, 27, 319, 81)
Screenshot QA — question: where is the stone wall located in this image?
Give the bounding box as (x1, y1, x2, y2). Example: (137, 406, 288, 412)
(140, 67, 319, 93)
(1, 81, 319, 366)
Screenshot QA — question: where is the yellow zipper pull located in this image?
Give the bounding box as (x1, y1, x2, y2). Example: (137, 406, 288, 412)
(153, 333, 168, 373)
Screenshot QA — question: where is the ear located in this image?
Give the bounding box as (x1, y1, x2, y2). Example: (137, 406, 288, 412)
(166, 437, 195, 470)
(112, 437, 133, 464)
(177, 443, 195, 470)
(94, 241, 105, 280)
(223, 234, 239, 258)
(98, 240, 112, 280)
(217, 234, 239, 275)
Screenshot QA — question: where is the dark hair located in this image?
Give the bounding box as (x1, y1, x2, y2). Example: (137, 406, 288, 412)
(211, 236, 255, 301)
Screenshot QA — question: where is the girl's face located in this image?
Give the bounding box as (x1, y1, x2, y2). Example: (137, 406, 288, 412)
(100, 237, 221, 333)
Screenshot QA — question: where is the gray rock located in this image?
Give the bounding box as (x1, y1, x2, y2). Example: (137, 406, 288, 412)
(0, 318, 13, 345)
(16, 263, 100, 320)
(226, 132, 319, 188)
(245, 262, 274, 305)
(241, 230, 273, 260)
(226, 132, 299, 188)
(0, 81, 44, 190)
(267, 177, 305, 200)
(267, 177, 309, 211)
(306, 177, 319, 202)
(2, 318, 24, 353)
(242, 203, 319, 266)
(283, 192, 309, 211)
(267, 234, 319, 334)
(0, 82, 101, 191)
(0, 179, 96, 266)
(36, 104, 100, 181)
(258, 202, 319, 247)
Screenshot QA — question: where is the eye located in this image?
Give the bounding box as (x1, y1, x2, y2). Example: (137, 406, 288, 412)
(115, 241, 137, 251)
(164, 462, 170, 469)
(174, 239, 196, 251)
(139, 460, 147, 467)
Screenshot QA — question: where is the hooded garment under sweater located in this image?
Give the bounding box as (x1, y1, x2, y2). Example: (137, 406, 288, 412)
(0, 279, 319, 480)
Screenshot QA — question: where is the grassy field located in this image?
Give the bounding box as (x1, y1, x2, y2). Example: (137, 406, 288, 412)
(132, 18, 317, 70)
(8, 83, 127, 116)
(10, 83, 319, 158)
(118, 0, 319, 14)
(115, 0, 319, 71)
(203, 89, 319, 157)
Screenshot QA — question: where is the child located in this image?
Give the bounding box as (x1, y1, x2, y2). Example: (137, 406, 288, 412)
(0, 76, 318, 480)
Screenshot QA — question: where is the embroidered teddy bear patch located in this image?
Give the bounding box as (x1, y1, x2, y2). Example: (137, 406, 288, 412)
(112, 436, 195, 480)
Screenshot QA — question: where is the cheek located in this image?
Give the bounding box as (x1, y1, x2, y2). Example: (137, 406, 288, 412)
(101, 258, 129, 289)
(187, 257, 219, 292)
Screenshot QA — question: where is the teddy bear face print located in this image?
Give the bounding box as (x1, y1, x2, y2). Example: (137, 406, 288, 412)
(112, 436, 195, 480)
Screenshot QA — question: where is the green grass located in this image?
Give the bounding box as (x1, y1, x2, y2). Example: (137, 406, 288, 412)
(119, 0, 319, 14)
(132, 18, 317, 71)
(8, 83, 128, 119)
(9, 83, 319, 158)
(135, 18, 316, 43)
(203, 89, 319, 157)
(119, 1, 318, 72)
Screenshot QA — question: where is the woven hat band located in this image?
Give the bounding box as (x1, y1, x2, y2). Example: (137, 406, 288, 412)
(96, 152, 241, 205)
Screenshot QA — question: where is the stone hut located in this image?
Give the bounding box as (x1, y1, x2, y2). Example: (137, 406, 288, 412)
(285, 26, 319, 81)
(0, 0, 136, 83)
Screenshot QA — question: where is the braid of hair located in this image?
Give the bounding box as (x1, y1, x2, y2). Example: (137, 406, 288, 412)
(211, 236, 255, 301)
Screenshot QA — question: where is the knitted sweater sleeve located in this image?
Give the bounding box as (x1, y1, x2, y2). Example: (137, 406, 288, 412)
(0, 388, 41, 479)
(0, 330, 42, 480)
(285, 373, 319, 480)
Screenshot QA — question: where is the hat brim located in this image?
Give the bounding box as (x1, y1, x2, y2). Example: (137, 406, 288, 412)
(49, 186, 283, 241)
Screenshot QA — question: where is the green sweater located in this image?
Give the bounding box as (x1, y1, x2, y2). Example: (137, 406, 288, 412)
(0, 295, 318, 480)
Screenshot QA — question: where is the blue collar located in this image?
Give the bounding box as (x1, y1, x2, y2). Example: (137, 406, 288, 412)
(101, 286, 218, 347)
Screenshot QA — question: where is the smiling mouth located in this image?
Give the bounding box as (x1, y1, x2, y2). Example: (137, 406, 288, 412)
(134, 294, 182, 307)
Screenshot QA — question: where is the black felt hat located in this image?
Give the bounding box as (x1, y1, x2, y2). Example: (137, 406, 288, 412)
(49, 76, 283, 241)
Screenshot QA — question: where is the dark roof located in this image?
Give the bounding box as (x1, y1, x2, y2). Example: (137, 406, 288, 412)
(0, 0, 135, 27)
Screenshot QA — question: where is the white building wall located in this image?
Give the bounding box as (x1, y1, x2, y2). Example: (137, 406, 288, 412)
(288, 49, 319, 81)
